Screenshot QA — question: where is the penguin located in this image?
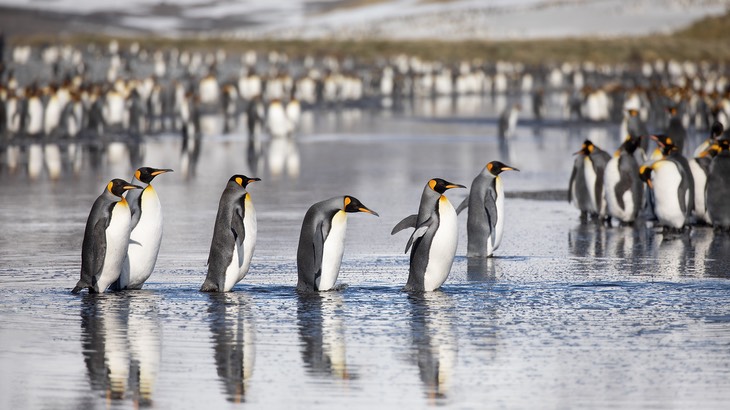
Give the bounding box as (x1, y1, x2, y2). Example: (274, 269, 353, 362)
(625, 108, 650, 161)
(689, 150, 713, 225)
(568, 140, 611, 221)
(201, 175, 261, 292)
(113, 167, 173, 290)
(639, 160, 690, 232)
(706, 139, 730, 231)
(604, 136, 644, 225)
(72, 179, 143, 294)
(392, 178, 466, 292)
(296, 196, 379, 292)
(455, 161, 519, 257)
(666, 105, 687, 154)
(650, 134, 695, 217)
(498, 103, 520, 140)
(693, 121, 724, 158)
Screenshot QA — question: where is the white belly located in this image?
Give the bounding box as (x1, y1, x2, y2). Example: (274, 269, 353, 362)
(652, 162, 686, 229)
(583, 157, 598, 213)
(238, 195, 257, 281)
(491, 178, 505, 254)
(27, 99, 44, 134)
(604, 157, 632, 222)
(423, 197, 458, 292)
(121, 186, 163, 289)
(97, 200, 131, 292)
(223, 241, 244, 292)
(689, 159, 709, 223)
(318, 211, 348, 291)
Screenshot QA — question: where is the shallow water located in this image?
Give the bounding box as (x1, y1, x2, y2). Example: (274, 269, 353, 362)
(2, 100, 730, 409)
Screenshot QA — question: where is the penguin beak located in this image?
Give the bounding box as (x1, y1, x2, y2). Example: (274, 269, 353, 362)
(501, 166, 519, 172)
(445, 184, 466, 190)
(151, 169, 173, 176)
(358, 207, 379, 217)
(124, 184, 144, 190)
(248, 177, 262, 184)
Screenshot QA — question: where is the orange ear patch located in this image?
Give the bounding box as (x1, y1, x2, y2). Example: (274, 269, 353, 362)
(135, 170, 141, 180)
(235, 177, 243, 186)
(428, 179, 437, 190)
(107, 181, 114, 192)
(344, 197, 352, 207)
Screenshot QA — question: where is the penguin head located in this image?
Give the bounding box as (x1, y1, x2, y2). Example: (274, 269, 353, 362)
(135, 167, 174, 184)
(617, 135, 641, 155)
(342, 196, 379, 216)
(666, 106, 679, 117)
(107, 179, 143, 197)
(428, 178, 466, 194)
(639, 165, 653, 189)
(574, 140, 595, 156)
(230, 174, 261, 188)
(627, 109, 639, 118)
(710, 121, 724, 139)
(486, 161, 520, 176)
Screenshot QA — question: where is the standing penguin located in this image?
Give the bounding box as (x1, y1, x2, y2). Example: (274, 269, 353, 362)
(297, 196, 379, 292)
(72, 179, 142, 294)
(706, 140, 730, 231)
(666, 105, 687, 154)
(568, 140, 611, 221)
(639, 160, 691, 232)
(392, 179, 466, 292)
(650, 134, 695, 217)
(455, 161, 519, 257)
(201, 175, 261, 293)
(113, 167, 173, 290)
(604, 136, 644, 225)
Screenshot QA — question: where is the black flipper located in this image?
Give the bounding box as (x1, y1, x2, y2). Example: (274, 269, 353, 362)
(391, 214, 418, 235)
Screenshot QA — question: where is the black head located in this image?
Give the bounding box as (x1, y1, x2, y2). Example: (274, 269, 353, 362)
(486, 161, 520, 176)
(627, 108, 639, 117)
(574, 140, 595, 156)
(638, 165, 653, 188)
(229, 174, 261, 188)
(650, 134, 674, 148)
(711, 121, 724, 139)
(428, 178, 466, 194)
(343, 196, 379, 216)
(618, 135, 641, 155)
(135, 167, 173, 184)
(106, 179, 143, 197)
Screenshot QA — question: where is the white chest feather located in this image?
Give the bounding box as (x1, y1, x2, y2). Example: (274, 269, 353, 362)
(122, 186, 163, 289)
(603, 157, 631, 221)
(424, 196, 458, 292)
(318, 211, 348, 291)
(689, 159, 709, 223)
(97, 200, 131, 292)
(238, 194, 257, 279)
(583, 157, 598, 213)
(492, 177, 505, 253)
(652, 161, 686, 229)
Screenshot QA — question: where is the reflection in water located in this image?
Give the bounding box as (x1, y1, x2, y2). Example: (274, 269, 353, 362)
(207, 293, 256, 403)
(297, 292, 353, 381)
(267, 136, 300, 179)
(466, 257, 496, 282)
(705, 231, 730, 279)
(407, 292, 457, 403)
(654, 232, 692, 278)
(180, 123, 203, 179)
(80, 293, 161, 406)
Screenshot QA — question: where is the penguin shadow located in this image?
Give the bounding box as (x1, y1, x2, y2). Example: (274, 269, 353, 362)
(206, 292, 256, 403)
(296, 292, 355, 382)
(79, 291, 161, 407)
(405, 291, 458, 404)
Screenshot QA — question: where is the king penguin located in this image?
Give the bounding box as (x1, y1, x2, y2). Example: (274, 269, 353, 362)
(568, 140, 611, 221)
(392, 178, 466, 292)
(72, 179, 142, 294)
(604, 136, 644, 225)
(706, 139, 730, 231)
(455, 161, 519, 257)
(201, 175, 261, 293)
(296, 196, 379, 292)
(639, 160, 690, 232)
(112, 167, 173, 290)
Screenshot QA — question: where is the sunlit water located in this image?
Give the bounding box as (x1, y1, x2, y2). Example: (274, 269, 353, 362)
(2, 98, 730, 409)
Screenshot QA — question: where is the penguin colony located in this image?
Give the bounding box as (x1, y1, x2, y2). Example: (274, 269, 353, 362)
(1, 42, 728, 291)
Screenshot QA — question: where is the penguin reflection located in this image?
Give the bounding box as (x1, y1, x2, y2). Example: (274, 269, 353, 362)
(80, 293, 161, 406)
(704, 232, 730, 279)
(297, 292, 353, 380)
(180, 122, 202, 179)
(207, 293, 256, 403)
(267, 136, 300, 179)
(407, 292, 458, 402)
